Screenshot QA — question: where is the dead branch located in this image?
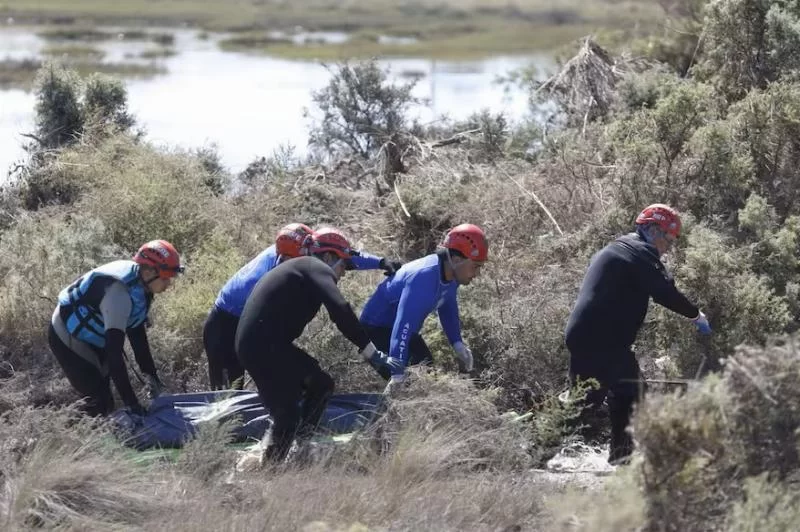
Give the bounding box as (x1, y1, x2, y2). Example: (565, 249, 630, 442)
(431, 128, 482, 148)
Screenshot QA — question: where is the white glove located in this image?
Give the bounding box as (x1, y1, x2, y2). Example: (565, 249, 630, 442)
(453, 341, 473, 372)
(383, 374, 407, 396)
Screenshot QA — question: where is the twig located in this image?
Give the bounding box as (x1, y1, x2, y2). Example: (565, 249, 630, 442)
(393, 181, 411, 218)
(502, 170, 564, 236)
(725, 356, 778, 405)
(431, 128, 482, 148)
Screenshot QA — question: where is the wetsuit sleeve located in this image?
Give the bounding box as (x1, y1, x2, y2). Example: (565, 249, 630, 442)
(106, 328, 139, 407)
(389, 273, 437, 365)
(638, 259, 699, 318)
(99, 283, 140, 407)
(437, 291, 463, 346)
(311, 268, 372, 350)
(127, 323, 157, 376)
(352, 251, 382, 270)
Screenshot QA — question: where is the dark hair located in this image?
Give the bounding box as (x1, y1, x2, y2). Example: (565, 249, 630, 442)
(446, 248, 467, 260)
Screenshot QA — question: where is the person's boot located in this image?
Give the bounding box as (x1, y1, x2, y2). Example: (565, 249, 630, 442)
(608, 427, 634, 465)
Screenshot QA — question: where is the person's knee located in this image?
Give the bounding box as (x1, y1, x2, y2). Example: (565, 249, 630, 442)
(305, 371, 334, 397)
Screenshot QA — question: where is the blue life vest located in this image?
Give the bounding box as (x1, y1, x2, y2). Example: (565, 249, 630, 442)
(57, 260, 150, 348)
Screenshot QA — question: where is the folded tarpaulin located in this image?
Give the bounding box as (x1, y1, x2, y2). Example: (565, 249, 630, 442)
(111, 390, 385, 450)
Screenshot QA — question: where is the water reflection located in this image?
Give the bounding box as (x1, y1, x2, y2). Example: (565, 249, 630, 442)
(0, 26, 554, 181)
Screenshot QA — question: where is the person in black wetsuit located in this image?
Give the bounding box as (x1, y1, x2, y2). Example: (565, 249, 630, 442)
(564, 204, 712, 464)
(235, 227, 389, 463)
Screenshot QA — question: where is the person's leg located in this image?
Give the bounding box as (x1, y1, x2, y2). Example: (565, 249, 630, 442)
(568, 350, 610, 440)
(48, 324, 114, 416)
(291, 346, 335, 439)
(607, 351, 644, 464)
(240, 343, 304, 463)
(204, 307, 244, 390)
(203, 307, 227, 390)
(406, 333, 433, 367)
(218, 312, 244, 389)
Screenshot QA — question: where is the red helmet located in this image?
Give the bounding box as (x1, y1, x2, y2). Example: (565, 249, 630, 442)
(133, 240, 184, 279)
(442, 224, 489, 262)
(275, 223, 314, 258)
(133, 240, 183, 279)
(310, 227, 359, 268)
(636, 204, 682, 238)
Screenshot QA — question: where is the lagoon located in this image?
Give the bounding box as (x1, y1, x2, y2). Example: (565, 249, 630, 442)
(0, 25, 554, 181)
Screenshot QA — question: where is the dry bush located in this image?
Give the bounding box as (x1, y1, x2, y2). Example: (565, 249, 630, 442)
(176, 418, 238, 483)
(374, 370, 532, 475)
(634, 333, 800, 531)
(0, 405, 166, 530)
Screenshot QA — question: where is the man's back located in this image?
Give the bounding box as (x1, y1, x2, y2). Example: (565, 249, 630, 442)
(565, 233, 660, 351)
(236, 256, 336, 348)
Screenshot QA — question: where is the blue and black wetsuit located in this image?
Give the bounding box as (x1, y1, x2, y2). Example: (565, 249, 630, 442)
(48, 260, 156, 416)
(360, 250, 462, 379)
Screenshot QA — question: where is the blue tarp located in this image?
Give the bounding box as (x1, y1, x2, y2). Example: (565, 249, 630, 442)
(112, 391, 385, 450)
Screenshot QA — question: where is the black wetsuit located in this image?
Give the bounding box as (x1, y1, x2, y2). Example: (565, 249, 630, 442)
(235, 256, 371, 461)
(564, 232, 698, 460)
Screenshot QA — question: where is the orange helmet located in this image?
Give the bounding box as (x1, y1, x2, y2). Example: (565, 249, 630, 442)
(275, 223, 314, 258)
(133, 240, 184, 279)
(442, 224, 488, 262)
(310, 227, 359, 268)
(636, 204, 681, 238)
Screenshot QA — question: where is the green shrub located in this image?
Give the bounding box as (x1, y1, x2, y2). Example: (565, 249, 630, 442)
(152, 231, 245, 390)
(70, 136, 220, 255)
(0, 210, 122, 360)
(308, 60, 418, 160)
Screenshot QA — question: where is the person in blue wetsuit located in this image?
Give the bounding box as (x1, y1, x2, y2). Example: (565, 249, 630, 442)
(48, 240, 183, 417)
(204, 223, 401, 390)
(564, 204, 712, 464)
(360, 224, 489, 393)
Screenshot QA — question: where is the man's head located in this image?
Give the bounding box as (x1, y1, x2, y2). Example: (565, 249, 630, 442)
(133, 240, 184, 293)
(309, 227, 358, 282)
(441, 223, 488, 286)
(635, 203, 681, 256)
(275, 223, 314, 259)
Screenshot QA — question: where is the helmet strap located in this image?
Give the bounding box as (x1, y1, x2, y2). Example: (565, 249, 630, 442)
(138, 266, 161, 288)
(637, 224, 656, 244)
(444, 249, 467, 281)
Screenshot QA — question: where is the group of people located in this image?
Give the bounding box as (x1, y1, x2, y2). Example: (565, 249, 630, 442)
(48, 203, 711, 464)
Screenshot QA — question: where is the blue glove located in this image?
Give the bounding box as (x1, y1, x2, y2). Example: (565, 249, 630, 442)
(692, 311, 712, 335)
(360, 342, 406, 376)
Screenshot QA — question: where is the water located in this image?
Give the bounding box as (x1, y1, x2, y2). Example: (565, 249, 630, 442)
(0, 25, 555, 181)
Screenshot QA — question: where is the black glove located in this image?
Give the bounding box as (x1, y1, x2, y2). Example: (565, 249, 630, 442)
(128, 402, 147, 417)
(379, 258, 403, 277)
